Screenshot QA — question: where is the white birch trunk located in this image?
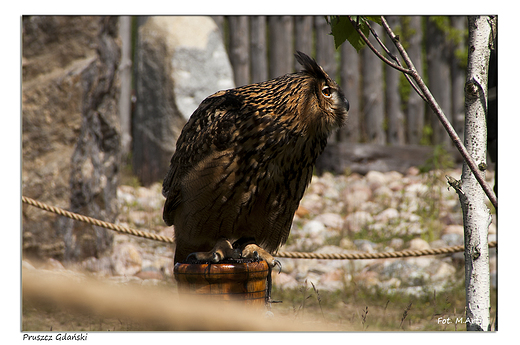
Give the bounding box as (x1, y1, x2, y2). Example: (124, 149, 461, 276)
(460, 15, 494, 331)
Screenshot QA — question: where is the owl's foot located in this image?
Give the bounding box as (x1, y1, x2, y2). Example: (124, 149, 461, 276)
(186, 238, 240, 263)
(233, 238, 282, 272)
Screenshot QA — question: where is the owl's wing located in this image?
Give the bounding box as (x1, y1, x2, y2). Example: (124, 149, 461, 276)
(162, 90, 244, 226)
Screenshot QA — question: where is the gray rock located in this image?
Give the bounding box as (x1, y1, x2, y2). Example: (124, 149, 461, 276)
(133, 16, 234, 186)
(23, 16, 121, 261)
(342, 182, 372, 213)
(168, 17, 235, 120)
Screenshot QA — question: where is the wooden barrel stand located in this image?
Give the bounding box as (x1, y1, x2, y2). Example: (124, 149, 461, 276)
(174, 259, 269, 309)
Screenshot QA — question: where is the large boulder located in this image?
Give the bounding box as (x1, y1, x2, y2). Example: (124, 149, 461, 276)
(22, 16, 121, 261)
(133, 16, 235, 186)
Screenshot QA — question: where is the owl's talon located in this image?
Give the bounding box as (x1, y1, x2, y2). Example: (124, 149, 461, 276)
(211, 252, 221, 263)
(232, 248, 241, 259)
(185, 252, 199, 263)
(273, 259, 282, 273)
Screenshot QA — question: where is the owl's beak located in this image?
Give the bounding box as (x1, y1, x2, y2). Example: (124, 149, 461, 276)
(344, 97, 350, 112)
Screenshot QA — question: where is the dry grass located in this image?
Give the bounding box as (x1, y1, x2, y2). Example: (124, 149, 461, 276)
(269, 271, 497, 331)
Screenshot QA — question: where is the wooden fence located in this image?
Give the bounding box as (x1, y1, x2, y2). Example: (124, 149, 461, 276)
(212, 15, 468, 147)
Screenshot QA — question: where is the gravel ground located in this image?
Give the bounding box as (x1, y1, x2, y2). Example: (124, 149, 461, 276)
(24, 167, 497, 297)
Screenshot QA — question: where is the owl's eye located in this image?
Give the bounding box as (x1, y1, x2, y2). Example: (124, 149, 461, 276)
(321, 86, 332, 98)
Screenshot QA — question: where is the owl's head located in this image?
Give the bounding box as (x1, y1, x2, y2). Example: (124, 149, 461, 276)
(293, 51, 349, 136)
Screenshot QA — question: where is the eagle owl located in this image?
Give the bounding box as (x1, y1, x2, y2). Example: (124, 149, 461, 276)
(162, 52, 349, 266)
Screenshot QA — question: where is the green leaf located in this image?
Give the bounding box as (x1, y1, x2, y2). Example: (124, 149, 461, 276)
(327, 16, 348, 49)
(327, 16, 376, 52)
(328, 16, 358, 51)
(325, 16, 382, 52)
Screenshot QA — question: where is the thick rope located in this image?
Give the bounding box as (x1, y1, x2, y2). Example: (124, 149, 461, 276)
(22, 196, 174, 244)
(22, 195, 496, 260)
(276, 242, 497, 260)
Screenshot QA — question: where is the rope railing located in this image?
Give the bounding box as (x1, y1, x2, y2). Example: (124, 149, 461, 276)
(22, 196, 497, 260)
(22, 196, 174, 244)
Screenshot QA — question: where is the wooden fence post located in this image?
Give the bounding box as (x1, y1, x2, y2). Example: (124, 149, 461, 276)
(405, 16, 425, 145)
(268, 16, 293, 78)
(361, 24, 385, 144)
(250, 16, 268, 83)
(228, 16, 250, 86)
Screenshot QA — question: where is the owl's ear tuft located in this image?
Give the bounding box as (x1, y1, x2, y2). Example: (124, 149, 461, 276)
(295, 51, 328, 81)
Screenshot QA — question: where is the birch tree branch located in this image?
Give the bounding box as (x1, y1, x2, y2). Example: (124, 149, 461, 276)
(346, 16, 427, 103)
(381, 16, 497, 210)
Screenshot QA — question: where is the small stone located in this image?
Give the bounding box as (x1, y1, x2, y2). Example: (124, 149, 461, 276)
(389, 238, 404, 250)
(386, 171, 404, 181)
(354, 239, 377, 253)
(302, 220, 326, 236)
(342, 183, 372, 213)
(344, 211, 373, 233)
(365, 171, 388, 190)
(112, 243, 143, 276)
(339, 238, 356, 250)
(430, 239, 448, 249)
(373, 185, 393, 200)
(406, 166, 420, 176)
(441, 233, 463, 246)
(408, 238, 430, 251)
(375, 208, 400, 223)
(388, 180, 404, 192)
(314, 213, 344, 229)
